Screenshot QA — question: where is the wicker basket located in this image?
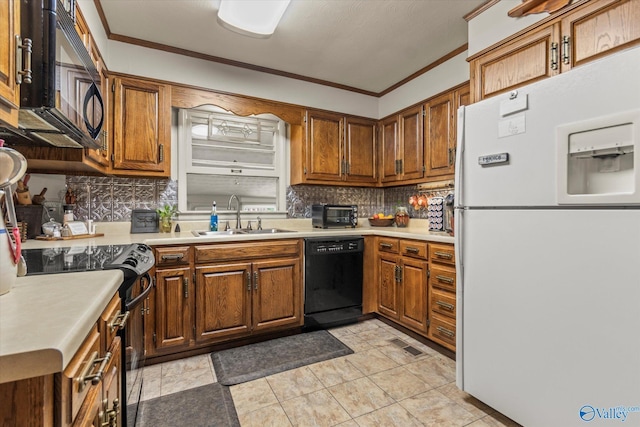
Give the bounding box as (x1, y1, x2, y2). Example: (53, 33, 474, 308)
(367, 217, 395, 227)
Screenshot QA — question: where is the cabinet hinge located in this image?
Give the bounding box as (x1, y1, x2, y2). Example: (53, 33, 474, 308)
(423, 109, 426, 117)
(111, 81, 115, 92)
(193, 272, 196, 284)
(422, 165, 426, 173)
(426, 318, 431, 327)
(303, 167, 307, 175)
(427, 269, 431, 278)
(111, 153, 115, 162)
(153, 332, 156, 344)
(193, 325, 196, 336)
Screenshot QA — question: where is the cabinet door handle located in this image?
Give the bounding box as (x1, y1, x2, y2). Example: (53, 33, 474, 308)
(550, 42, 559, 70)
(253, 271, 258, 290)
(77, 351, 112, 391)
(159, 144, 164, 162)
(436, 301, 455, 311)
(436, 326, 455, 338)
(108, 310, 130, 332)
(435, 275, 455, 284)
(246, 272, 251, 291)
(161, 253, 184, 261)
(16, 36, 33, 84)
(562, 35, 570, 64)
(183, 277, 189, 299)
(434, 251, 453, 259)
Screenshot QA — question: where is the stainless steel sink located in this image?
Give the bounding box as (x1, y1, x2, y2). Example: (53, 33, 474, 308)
(246, 228, 295, 234)
(191, 229, 248, 237)
(191, 228, 295, 237)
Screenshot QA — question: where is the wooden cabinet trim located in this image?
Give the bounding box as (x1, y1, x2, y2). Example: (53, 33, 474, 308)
(194, 239, 301, 264)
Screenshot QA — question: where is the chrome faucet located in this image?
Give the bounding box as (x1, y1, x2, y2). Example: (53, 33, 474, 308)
(227, 194, 241, 229)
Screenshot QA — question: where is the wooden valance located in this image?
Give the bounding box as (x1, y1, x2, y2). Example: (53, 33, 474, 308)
(508, 0, 572, 17)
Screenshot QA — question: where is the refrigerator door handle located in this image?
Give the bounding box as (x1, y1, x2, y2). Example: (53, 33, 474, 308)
(454, 106, 465, 208)
(454, 207, 464, 388)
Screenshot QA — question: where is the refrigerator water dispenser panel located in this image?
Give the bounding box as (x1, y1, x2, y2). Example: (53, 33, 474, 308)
(557, 109, 640, 205)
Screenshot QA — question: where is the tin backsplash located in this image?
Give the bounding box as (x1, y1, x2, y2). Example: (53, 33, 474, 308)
(65, 176, 451, 222)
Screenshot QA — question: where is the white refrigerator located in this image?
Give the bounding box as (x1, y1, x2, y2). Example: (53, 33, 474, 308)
(455, 46, 640, 427)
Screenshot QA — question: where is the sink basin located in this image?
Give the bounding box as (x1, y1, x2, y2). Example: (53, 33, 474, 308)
(191, 229, 248, 237)
(191, 228, 295, 237)
(246, 228, 295, 234)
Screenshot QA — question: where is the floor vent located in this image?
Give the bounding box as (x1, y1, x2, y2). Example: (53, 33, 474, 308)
(389, 338, 407, 348)
(403, 345, 423, 356)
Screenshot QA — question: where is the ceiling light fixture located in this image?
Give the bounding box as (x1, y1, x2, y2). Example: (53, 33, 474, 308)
(217, 0, 291, 38)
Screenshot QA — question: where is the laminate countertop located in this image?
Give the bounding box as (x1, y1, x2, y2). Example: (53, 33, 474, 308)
(0, 270, 123, 383)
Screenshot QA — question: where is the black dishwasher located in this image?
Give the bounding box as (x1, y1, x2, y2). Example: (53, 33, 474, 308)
(304, 236, 363, 330)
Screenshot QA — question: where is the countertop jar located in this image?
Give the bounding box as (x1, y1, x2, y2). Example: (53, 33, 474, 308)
(395, 207, 409, 228)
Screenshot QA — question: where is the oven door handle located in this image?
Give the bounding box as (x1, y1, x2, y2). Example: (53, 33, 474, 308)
(126, 272, 155, 310)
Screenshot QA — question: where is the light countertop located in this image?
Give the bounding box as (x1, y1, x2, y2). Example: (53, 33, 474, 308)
(0, 270, 123, 383)
(4, 218, 452, 384)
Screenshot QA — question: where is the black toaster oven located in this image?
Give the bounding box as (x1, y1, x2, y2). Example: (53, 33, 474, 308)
(311, 204, 358, 228)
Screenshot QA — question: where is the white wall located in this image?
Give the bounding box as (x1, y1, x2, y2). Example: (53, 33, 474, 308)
(468, 0, 550, 57)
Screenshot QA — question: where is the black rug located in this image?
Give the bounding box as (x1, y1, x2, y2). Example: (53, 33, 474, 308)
(137, 383, 239, 427)
(211, 330, 353, 386)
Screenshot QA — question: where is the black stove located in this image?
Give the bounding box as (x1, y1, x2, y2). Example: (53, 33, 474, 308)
(24, 243, 154, 283)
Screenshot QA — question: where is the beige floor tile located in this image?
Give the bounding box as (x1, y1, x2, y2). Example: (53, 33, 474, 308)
(231, 378, 279, 415)
(238, 402, 293, 427)
(143, 363, 162, 380)
(335, 421, 359, 427)
(161, 354, 211, 377)
(436, 383, 495, 419)
(329, 325, 356, 338)
(307, 357, 364, 387)
(465, 412, 523, 427)
(369, 366, 432, 400)
(140, 376, 161, 401)
(335, 333, 373, 353)
(266, 366, 325, 401)
(354, 328, 402, 347)
(404, 356, 455, 387)
(344, 320, 381, 334)
(346, 348, 399, 376)
(328, 377, 395, 418)
(160, 368, 214, 396)
(281, 389, 351, 427)
(400, 389, 477, 427)
(354, 403, 424, 427)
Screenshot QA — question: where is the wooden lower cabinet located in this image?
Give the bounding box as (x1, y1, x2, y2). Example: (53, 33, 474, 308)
(375, 238, 457, 351)
(148, 240, 303, 360)
(375, 237, 429, 334)
(0, 292, 122, 427)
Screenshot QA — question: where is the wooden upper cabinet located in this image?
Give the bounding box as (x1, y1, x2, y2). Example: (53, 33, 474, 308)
(470, 23, 560, 102)
(560, 0, 640, 72)
(292, 109, 377, 186)
(305, 109, 344, 182)
(0, 0, 20, 128)
(111, 75, 171, 176)
(345, 116, 377, 184)
(424, 92, 454, 178)
(470, 0, 640, 103)
(380, 105, 424, 183)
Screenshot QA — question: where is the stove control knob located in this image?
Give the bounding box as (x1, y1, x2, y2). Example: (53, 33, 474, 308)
(123, 258, 138, 268)
(137, 244, 148, 252)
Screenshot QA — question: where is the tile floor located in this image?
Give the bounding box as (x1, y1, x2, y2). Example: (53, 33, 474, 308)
(139, 319, 520, 427)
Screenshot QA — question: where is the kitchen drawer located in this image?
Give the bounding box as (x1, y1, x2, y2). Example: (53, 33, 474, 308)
(430, 288, 456, 320)
(61, 325, 101, 424)
(430, 265, 456, 292)
(195, 239, 301, 263)
(99, 294, 122, 355)
(377, 237, 399, 254)
(400, 240, 428, 260)
(429, 243, 455, 266)
(155, 246, 192, 267)
(429, 314, 456, 351)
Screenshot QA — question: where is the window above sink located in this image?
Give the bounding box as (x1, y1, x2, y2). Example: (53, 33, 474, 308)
(177, 106, 290, 217)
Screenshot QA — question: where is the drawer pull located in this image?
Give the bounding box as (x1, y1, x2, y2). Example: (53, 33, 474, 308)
(108, 310, 130, 332)
(77, 351, 112, 391)
(380, 243, 393, 249)
(405, 247, 420, 254)
(102, 398, 120, 427)
(436, 326, 455, 338)
(161, 253, 184, 261)
(436, 301, 455, 311)
(436, 275, 455, 284)
(434, 251, 453, 259)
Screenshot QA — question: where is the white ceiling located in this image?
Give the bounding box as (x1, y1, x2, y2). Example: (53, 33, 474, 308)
(97, 0, 487, 95)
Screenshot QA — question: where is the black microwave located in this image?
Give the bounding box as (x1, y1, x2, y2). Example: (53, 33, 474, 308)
(311, 204, 358, 229)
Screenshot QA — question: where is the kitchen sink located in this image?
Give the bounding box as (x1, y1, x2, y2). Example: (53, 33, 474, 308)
(191, 228, 295, 237)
